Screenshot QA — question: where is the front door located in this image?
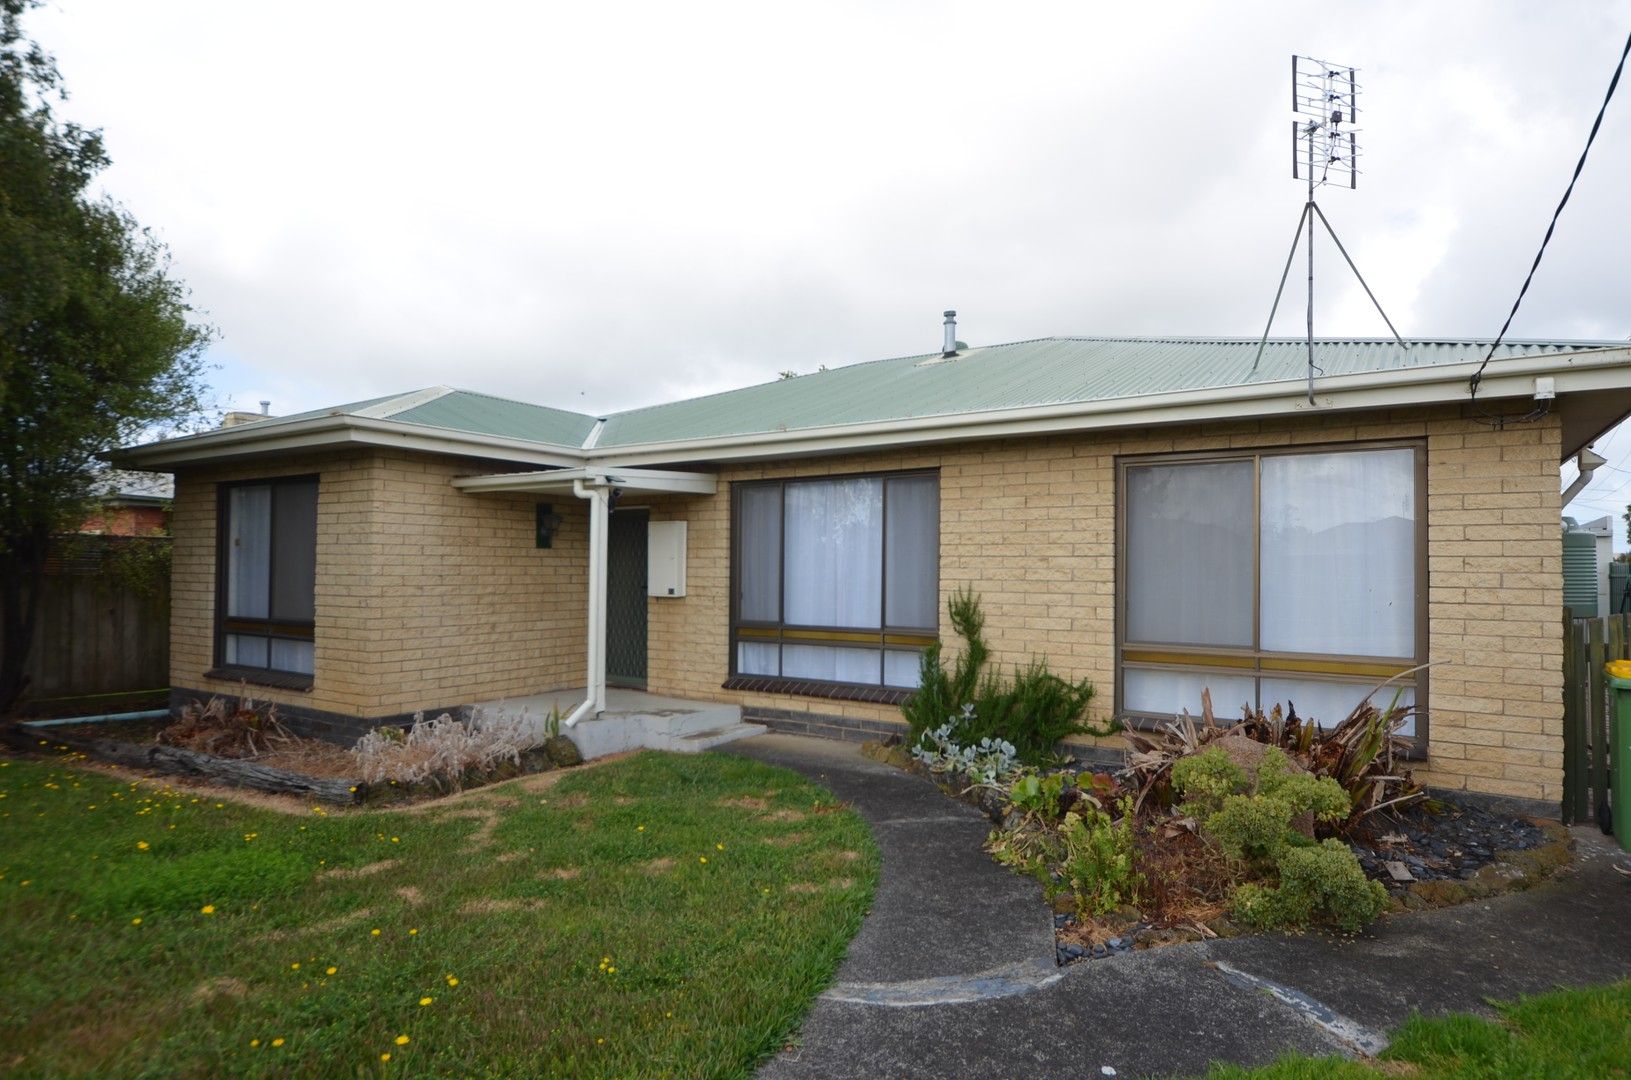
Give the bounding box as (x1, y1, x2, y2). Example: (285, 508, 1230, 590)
(605, 509, 649, 688)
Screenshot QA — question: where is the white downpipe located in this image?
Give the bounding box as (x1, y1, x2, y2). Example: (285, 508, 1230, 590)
(1561, 446, 1607, 510)
(563, 477, 609, 727)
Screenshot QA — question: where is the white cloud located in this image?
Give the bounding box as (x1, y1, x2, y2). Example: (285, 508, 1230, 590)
(26, 0, 1631, 423)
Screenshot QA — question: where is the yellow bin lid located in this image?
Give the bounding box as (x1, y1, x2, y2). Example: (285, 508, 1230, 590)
(1607, 659, 1631, 680)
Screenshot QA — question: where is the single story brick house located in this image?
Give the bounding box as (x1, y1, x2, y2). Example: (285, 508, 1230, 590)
(117, 332, 1631, 811)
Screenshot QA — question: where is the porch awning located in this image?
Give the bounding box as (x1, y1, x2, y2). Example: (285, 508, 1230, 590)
(451, 466, 717, 497)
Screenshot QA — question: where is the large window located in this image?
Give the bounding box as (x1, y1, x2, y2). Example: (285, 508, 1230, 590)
(216, 476, 318, 680)
(1118, 445, 1423, 737)
(732, 471, 938, 691)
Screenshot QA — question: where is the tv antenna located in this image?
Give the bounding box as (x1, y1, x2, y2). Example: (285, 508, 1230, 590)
(1251, 55, 1408, 402)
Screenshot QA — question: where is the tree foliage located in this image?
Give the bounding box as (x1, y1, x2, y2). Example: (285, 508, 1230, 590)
(0, 0, 211, 715)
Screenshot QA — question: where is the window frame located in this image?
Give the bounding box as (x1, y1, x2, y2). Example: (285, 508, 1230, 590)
(211, 474, 319, 688)
(1114, 440, 1428, 751)
(727, 468, 940, 699)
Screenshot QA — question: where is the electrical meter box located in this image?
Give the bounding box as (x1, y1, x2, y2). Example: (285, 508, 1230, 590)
(647, 521, 687, 597)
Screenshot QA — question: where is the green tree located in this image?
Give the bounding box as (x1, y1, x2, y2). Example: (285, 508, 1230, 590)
(0, 0, 211, 719)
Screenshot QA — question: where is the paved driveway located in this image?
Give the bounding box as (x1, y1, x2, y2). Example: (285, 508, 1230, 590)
(729, 733, 1631, 1079)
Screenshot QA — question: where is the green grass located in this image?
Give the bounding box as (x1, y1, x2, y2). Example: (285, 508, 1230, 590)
(0, 749, 878, 1077)
(1201, 980, 1631, 1079)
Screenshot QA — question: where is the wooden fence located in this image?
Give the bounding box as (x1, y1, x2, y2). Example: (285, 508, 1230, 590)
(12, 537, 170, 710)
(1562, 610, 1627, 826)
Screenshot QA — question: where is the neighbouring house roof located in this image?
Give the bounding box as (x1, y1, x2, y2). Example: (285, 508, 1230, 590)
(95, 470, 174, 503)
(115, 335, 1631, 470)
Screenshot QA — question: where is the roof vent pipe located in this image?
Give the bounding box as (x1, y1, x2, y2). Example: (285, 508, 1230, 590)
(259, 400, 271, 415)
(942, 310, 958, 357)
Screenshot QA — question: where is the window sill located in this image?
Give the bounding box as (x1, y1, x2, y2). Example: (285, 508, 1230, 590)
(204, 667, 314, 692)
(722, 675, 914, 706)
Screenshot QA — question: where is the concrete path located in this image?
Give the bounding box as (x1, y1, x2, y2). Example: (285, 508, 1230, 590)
(729, 733, 1631, 1079)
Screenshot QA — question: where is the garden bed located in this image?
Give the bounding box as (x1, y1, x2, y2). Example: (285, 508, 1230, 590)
(862, 729, 1575, 965)
(13, 700, 585, 807)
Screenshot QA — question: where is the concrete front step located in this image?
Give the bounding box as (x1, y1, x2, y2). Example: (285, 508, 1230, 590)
(664, 722, 768, 753)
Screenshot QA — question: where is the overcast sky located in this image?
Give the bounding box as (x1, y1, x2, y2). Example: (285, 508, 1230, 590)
(26, 0, 1631, 526)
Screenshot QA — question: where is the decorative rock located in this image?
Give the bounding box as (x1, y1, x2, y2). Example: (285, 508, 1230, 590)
(1091, 943, 1108, 959)
(543, 735, 583, 768)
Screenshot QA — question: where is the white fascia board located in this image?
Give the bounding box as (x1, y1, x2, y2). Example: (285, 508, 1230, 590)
(588, 347, 1631, 468)
(453, 466, 717, 496)
(115, 415, 585, 470)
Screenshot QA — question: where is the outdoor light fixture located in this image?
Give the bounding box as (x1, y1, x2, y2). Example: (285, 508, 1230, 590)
(535, 503, 563, 548)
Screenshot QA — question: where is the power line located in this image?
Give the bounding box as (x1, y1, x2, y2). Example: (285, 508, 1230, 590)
(1467, 26, 1631, 422)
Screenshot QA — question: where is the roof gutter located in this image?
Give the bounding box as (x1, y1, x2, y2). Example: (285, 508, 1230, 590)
(586, 346, 1631, 467)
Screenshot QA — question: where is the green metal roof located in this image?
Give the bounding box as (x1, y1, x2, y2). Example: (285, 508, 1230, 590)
(592, 336, 1619, 448)
(388, 389, 597, 448)
(134, 335, 1625, 465)
(232, 387, 597, 450)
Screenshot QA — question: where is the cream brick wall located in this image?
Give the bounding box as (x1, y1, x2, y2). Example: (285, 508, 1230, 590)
(643, 406, 1564, 804)
(166, 405, 1565, 802)
(170, 450, 587, 721)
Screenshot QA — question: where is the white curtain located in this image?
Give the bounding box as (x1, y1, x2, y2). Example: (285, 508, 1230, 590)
(225, 634, 269, 668)
(1123, 668, 1256, 718)
(1260, 449, 1415, 658)
(1125, 461, 1254, 646)
(884, 650, 923, 688)
(782, 644, 881, 684)
(784, 478, 883, 628)
(270, 639, 315, 676)
(736, 642, 780, 676)
(884, 475, 938, 629)
(227, 486, 271, 619)
(737, 485, 782, 622)
(1260, 677, 1416, 736)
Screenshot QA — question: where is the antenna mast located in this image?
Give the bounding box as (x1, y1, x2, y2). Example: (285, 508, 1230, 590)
(1252, 56, 1408, 402)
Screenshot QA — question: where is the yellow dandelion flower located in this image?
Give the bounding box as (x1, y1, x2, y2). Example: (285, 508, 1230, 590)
(137, 840, 150, 851)
(699, 856, 708, 864)
(131, 917, 143, 926)
(201, 904, 216, 915)
(607, 966, 617, 974)
(409, 928, 418, 936)
(391, 836, 400, 843)
(326, 966, 337, 975)
(271, 1038, 285, 1048)
(250, 1038, 260, 1048)
(394, 1034, 410, 1046)
(380, 1052, 391, 1062)
(716, 843, 725, 851)
(290, 962, 300, 970)
(596, 1038, 605, 1045)
(371, 928, 381, 936)
(446, 975, 459, 986)
(419, 996, 432, 1006)
(636, 824, 645, 832)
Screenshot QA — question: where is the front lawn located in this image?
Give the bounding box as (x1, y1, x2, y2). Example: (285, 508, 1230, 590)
(1201, 980, 1631, 1078)
(0, 749, 877, 1077)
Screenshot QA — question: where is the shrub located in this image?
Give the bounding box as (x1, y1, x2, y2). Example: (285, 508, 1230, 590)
(1007, 771, 1076, 824)
(904, 589, 1115, 765)
(1170, 747, 1247, 817)
(159, 694, 292, 758)
(1231, 839, 1389, 933)
(351, 707, 532, 792)
(1060, 802, 1141, 917)
(1172, 745, 1383, 931)
(910, 717, 1020, 789)
(1122, 688, 1422, 831)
